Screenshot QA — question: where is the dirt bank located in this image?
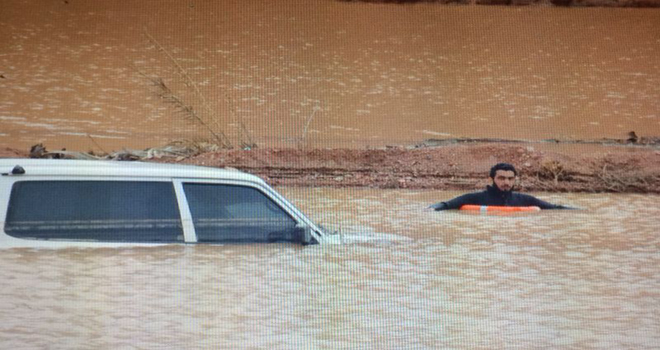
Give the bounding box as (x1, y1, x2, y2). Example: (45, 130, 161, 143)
(176, 143, 660, 193)
(3, 143, 659, 193)
(341, 0, 660, 7)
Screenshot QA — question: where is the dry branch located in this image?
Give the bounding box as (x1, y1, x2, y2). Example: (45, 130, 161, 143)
(142, 28, 237, 149)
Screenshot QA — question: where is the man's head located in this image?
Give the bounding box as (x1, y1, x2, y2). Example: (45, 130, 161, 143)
(489, 163, 517, 192)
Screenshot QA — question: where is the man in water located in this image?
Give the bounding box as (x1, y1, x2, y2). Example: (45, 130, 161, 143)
(429, 163, 573, 210)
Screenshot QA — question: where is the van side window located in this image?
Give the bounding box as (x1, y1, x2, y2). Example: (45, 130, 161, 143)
(183, 183, 297, 243)
(4, 181, 183, 243)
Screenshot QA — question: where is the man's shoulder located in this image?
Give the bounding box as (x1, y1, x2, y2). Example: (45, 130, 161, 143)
(461, 189, 489, 198)
(443, 189, 488, 205)
(511, 191, 536, 199)
(510, 191, 549, 206)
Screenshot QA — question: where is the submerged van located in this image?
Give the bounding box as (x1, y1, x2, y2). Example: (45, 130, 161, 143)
(0, 159, 339, 248)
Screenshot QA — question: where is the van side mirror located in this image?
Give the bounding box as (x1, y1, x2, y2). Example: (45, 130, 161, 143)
(293, 224, 315, 246)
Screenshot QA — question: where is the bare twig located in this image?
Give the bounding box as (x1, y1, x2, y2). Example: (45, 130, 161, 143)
(299, 104, 321, 149)
(224, 90, 256, 150)
(87, 134, 108, 155)
(134, 65, 233, 149)
(595, 162, 654, 192)
(142, 27, 235, 148)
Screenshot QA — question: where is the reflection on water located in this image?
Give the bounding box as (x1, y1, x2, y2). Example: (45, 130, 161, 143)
(1, 4, 659, 150)
(0, 189, 659, 348)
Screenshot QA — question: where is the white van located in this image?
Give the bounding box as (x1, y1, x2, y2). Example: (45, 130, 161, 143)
(0, 159, 339, 248)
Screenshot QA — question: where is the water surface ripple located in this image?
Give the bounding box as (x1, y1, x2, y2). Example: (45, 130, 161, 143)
(0, 189, 658, 348)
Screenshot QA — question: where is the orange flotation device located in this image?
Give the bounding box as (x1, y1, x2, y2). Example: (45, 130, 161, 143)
(460, 205, 541, 213)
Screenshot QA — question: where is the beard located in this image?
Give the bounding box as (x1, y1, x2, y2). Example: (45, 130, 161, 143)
(495, 183, 514, 192)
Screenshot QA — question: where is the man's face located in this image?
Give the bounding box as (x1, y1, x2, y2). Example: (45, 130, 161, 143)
(492, 170, 516, 192)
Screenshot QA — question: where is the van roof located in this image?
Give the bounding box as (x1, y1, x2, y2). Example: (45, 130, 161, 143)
(0, 158, 263, 183)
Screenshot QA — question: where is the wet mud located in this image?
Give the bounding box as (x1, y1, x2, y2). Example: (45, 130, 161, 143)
(3, 137, 659, 193)
(176, 142, 660, 193)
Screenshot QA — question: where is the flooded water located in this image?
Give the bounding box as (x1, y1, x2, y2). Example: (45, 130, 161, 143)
(1, 189, 658, 348)
(1, 2, 659, 151)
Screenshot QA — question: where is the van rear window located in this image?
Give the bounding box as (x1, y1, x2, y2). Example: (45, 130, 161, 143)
(4, 181, 183, 243)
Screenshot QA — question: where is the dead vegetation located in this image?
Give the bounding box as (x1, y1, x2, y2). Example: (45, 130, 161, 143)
(139, 74, 233, 149)
(336, 0, 660, 6)
(26, 140, 221, 162)
(297, 103, 322, 149)
(138, 28, 256, 150)
(537, 160, 568, 185)
(174, 144, 660, 193)
(592, 158, 660, 193)
(11, 141, 660, 194)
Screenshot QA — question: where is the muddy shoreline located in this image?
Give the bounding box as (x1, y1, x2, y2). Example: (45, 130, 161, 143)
(340, 0, 660, 7)
(179, 144, 660, 193)
(4, 142, 659, 193)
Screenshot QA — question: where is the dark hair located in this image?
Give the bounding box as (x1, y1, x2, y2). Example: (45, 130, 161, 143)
(490, 163, 517, 179)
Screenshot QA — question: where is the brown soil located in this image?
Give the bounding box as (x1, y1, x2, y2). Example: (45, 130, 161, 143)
(0, 148, 29, 159)
(341, 0, 660, 7)
(3, 142, 659, 193)
(176, 143, 660, 193)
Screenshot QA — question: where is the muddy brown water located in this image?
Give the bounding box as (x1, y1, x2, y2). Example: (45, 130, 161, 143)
(1, 2, 659, 347)
(1, 2, 659, 151)
(0, 189, 658, 348)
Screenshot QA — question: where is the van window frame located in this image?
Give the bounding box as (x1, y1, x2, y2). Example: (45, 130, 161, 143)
(173, 179, 304, 244)
(3, 177, 184, 243)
